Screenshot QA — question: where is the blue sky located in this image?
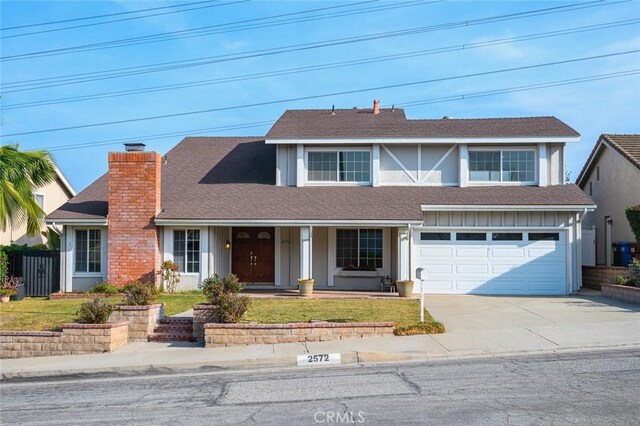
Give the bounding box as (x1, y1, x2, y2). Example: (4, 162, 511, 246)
(1, 0, 639, 191)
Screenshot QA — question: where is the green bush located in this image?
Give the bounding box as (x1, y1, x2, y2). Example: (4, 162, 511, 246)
(88, 282, 121, 294)
(122, 281, 158, 306)
(394, 321, 446, 336)
(616, 275, 632, 286)
(77, 298, 115, 324)
(0, 288, 17, 297)
(625, 205, 640, 243)
(200, 274, 251, 323)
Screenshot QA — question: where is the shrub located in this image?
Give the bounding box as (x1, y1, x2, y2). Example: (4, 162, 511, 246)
(616, 275, 632, 286)
(77, 298, 115, 324)
(122, 281, 158, 306)
(0, 288, 17, 297)
(625, 205, 640, 244)
(0, 248, 7, 284)
(200, 274, 251, 323)
(88, 282, 121, 294)
(156, 260, 180, 293)
(394, 321, 446, 336)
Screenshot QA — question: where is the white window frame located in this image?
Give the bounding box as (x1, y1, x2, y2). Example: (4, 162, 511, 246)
(34, 193, 45, 210)
(305, 147, 373, 186)
(468, 147, 537, 185)
(335, 228, 384, 270)
(74, 228, 103, 276)
(172, 229, 201, 274)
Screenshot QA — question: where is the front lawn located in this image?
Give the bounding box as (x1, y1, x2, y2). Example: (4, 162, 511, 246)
(0, 296, 443, 335)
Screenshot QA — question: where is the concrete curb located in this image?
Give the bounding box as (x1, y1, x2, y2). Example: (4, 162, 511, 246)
(3, 343, 640, 381)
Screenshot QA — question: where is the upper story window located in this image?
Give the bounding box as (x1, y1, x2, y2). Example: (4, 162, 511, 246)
(75, 229, 101, 273)
(469, 149, 535, 183)
(173, 229, 200, 273)
(34, 194, 44, 210)
(307, 150, 371, 184)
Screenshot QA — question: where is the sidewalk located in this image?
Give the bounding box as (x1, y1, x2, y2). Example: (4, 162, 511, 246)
(2, 292, 639, 380)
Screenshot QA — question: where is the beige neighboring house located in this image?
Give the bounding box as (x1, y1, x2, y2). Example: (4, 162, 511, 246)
(0, 166, 75, 246)
(576, 134, 640, 266)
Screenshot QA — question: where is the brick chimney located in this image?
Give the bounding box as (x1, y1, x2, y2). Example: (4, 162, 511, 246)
(373, 99, 380, 115)
(107, 146, 162, 286)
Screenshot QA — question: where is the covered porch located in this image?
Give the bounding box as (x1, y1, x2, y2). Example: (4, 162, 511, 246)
(159, 223, 415, 292)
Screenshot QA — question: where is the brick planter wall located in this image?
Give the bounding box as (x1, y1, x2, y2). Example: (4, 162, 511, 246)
(601, 284, 640, 304)
(49, 293, 122, 300)
(193, 304, 217, 341)
(109, 304, 164, 342)
(582, 265, 628, 290)
(204, 322, 395, 348)
(0, 322, 128, 359)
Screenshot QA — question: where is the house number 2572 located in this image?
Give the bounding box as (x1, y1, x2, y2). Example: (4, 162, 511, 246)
(297, 353, 341, 366)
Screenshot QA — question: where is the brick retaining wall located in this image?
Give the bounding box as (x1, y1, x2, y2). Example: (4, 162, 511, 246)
(582, 265, 628, 290)
(204, 322, 395, 348)
(0, 322, 128, 359)
(601, 284, 640, 304)
(193, 304, 216, 341)
(109, 304, 164, 342)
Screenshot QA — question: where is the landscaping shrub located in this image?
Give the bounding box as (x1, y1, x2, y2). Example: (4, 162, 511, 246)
(122, 281, 158, 306)
(200, 274, 251, 323)
(156, 260, 180, 293)
(88, 282, 121, 294)
(0, 248, 7, 284)
(616, 275, 632, 286)
(394, 321, 445, 336)
(77, 298, 115, 324)
(625, 205, 640, 244)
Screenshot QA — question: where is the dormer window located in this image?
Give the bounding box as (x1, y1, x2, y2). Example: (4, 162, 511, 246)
(306, 149, 371, 184)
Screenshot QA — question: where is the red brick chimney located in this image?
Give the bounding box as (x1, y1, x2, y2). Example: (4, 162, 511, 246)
(373, 99, 380, 115)
(107, 145, 161, 286)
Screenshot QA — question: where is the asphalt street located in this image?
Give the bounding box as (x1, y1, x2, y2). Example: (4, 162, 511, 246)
(1, 348, 639, 425)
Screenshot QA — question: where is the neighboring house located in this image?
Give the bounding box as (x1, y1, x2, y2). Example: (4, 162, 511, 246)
(48, 102, 595, 295)
(576, 134, 640, 265)
(0, 166, 75, 246)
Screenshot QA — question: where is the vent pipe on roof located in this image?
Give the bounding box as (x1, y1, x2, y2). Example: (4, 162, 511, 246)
(331, 105, 335, 115)
(373, 99, 380, 115)
(442, 116, 453, 120)
(124, 143, 146, 152)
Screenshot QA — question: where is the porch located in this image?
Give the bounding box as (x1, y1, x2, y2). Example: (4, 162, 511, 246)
(161, 224, 412, 292)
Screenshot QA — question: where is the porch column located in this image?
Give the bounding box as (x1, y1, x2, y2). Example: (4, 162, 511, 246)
(398, 227, 410, 281)
(300, 226, 313, 279)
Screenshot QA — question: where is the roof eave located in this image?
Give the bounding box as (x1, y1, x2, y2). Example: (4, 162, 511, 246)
(266, 136, 579, 145)
(421, 204, 596, 212)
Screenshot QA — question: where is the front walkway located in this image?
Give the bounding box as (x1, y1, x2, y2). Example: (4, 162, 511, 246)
(241, 289, 405, 299)
(2, 292, 638, 380)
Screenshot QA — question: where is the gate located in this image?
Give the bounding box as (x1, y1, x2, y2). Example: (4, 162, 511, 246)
(7, 250, 60, 296)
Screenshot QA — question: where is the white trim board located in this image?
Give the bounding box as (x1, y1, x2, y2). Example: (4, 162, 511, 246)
(266, 137, 580, 144)
(421, 205, 595, 212)
(155, 219, 422, 226)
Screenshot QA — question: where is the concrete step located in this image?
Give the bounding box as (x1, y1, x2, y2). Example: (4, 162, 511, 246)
(160, 317, 193, 325)
(148, 333, 194, 343)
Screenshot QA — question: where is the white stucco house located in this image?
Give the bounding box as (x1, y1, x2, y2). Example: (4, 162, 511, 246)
(48, 102, 595, 295)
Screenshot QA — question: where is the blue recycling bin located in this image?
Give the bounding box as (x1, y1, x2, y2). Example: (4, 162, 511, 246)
(613, 241, 633, 267)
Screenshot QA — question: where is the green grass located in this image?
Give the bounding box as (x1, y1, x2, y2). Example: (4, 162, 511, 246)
(0, 296, 443, 335)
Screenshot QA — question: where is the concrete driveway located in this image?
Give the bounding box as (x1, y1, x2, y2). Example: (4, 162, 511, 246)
(423, 291, 640, 356)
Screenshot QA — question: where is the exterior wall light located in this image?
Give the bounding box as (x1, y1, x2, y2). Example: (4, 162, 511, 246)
(225, 240, 231, 251)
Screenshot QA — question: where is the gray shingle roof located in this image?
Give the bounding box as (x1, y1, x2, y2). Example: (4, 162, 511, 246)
(48, 137, 594, 223)
(576, 134, 640, 187)
(265, 109, 580, 139)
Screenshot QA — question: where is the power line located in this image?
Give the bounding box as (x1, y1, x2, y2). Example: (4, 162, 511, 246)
(3, 49, 638, 138)
(1, 0, 427, 60)
(4, 18, 637, 109)
(2, 0, 226, 31)
(2, 0, 625, 90)
(30, 68, 640, 152)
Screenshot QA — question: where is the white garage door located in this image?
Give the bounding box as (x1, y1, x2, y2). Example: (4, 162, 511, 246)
(413, 230, 568, 295)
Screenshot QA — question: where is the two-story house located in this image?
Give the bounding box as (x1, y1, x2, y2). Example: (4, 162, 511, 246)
(47, 102, 595, 295)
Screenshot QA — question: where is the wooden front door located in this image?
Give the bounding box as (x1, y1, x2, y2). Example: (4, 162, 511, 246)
(231, 227, 275, 284)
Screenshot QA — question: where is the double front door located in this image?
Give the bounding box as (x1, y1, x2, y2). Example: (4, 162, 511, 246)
(231, 227, 275, 284)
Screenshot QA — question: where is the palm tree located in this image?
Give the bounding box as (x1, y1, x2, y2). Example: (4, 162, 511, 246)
(0, 145, 56, 237)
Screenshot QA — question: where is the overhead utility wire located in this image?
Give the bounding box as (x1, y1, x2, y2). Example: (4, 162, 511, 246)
(3, 49, 638, 138)
(4, 18, 638, 108)
(31, 68, 640, 152)
(1, 0, 428, 59)
(2, 0, 624, 90)
(2, 0, 227, 31)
